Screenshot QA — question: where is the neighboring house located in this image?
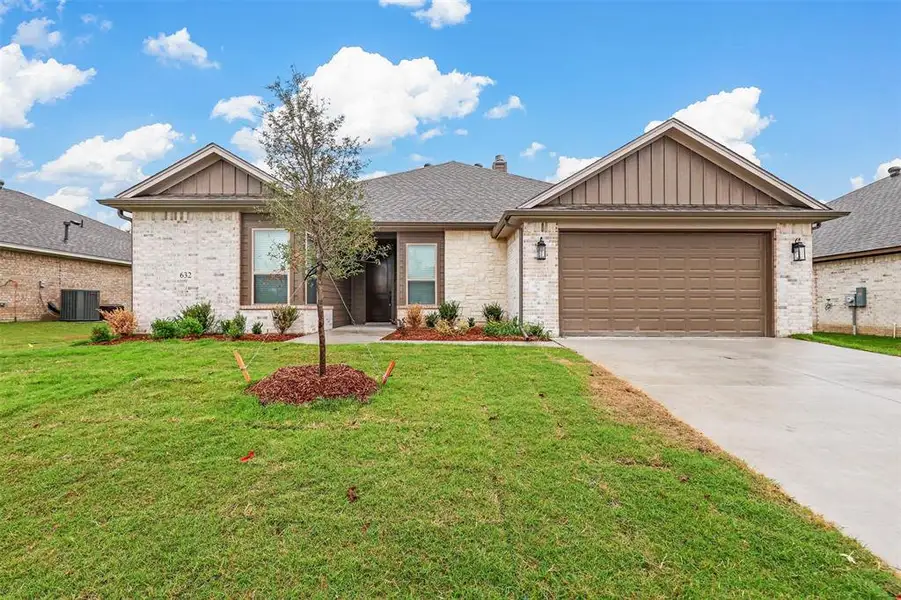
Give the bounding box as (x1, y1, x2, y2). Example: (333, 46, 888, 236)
(813, 166, 901, 336)
(99, 119, 843, 337)
(0, 184, 132, 322)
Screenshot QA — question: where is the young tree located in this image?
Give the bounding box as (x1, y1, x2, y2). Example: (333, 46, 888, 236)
(259, 68, 381, 376)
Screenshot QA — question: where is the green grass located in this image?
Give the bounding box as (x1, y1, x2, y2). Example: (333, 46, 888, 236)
(1, 323, 898, 598)
(792, 331, 901, 357)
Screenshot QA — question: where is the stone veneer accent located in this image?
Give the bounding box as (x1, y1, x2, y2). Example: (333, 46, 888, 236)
(520, 221, 560, 336)
(443, 230, 507, 321)
(506, 229, 521, 319)
(814, 252, 901, 336)
(774, 222, 814, 336)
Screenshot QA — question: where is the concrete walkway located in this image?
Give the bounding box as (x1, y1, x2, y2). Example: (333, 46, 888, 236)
(558, 336, 901, 568)
(289, 324, 395, 344)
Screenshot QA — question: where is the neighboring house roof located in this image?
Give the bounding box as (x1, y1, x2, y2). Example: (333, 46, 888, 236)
(361, 161, 552, 224)
(814, 170, 901, 259)
(0, 187, 131, 264)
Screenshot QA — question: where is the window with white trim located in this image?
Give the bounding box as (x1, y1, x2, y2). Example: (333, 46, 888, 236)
(252, 229, 289, 304)
(406, 243, 437, 305)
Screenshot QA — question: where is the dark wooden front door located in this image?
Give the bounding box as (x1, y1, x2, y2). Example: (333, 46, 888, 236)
(366, 246, 395, 322)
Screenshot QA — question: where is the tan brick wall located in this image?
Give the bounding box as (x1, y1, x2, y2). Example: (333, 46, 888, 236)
(506, 229, 521, 320)
(443, 229, 507, 322)
(0, 248, 131, 322)
(774, 222, 814, 336)
(814, 252, 901, 336)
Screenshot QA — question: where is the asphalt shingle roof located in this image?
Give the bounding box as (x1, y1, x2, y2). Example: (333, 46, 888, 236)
(0, 187, 132, 263)
(814, 173, 901, 258)
(360, 161, 552, 223)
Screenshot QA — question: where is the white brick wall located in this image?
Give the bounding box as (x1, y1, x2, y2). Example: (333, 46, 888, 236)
(506, 229, 521, 320)
(239, 306, 333, 334)
(520, 221, 559, 336)
(133, 210, 241, 331)
(814, 252, 901, 336)
(774, 222, 814, 336)
(444, 230, 507, 321)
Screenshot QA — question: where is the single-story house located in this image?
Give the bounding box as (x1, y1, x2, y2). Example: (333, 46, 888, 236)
(0, 184, 132, 322)
(813, 165, 901, 336)
(99, 119, 844, 337)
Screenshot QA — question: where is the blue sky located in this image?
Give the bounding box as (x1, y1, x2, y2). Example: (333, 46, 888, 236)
(1, 0, 899, 228)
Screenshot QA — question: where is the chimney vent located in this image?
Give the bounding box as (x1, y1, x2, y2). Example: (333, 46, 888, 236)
(491, 154, 507, 173)
(889, 166, 901, 178)
(423, 163, 432, 167)
(474, 163, 483, 167)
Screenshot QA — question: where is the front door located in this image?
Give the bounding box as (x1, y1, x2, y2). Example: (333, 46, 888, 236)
(366, 245, 395, 322)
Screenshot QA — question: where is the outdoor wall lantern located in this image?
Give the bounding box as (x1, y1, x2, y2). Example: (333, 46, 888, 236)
(536, 237, 547, 261)
(791, 238, 806, 262)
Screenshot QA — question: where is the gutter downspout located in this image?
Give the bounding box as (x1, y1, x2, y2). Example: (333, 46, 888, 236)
(117, 209, 133, 223)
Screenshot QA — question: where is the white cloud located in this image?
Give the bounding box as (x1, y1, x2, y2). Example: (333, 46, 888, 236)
(230, 126, 261, 159)
(850, 176, 865, 190)
(875, 158, 901, 180)
(379, 0, 424, 6)
(46, 186, 91, 211)
(99, 19, 112, 31)
(80, 13, 95, 23)
(13, 18, 62, 51)
(56, 0, 64, 14)
(520, 141, 545, 159)
(0, 136, 21, 164)
(24, 123, 182, 193)
(644, 86, 772, 166)
(143, 28, 219, 69)
(410, 153, 432, 163)
(0, 0, 42, 21)
(453, 128, 468, 136)
(359, 170, 389, 180)
(189, 133, 197, 143)
(0, 43, 95, 129)
(414, 0, 470, 28)
(306, 46, 493, 146)
(484, 95, 524, 119)
(548, 155, 601, 183)
(419, 126, 443, 141)
(211, 95, 263, 123)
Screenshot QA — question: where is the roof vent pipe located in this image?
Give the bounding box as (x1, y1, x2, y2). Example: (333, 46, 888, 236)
(474, 163, 483, 167)
(0, 179, 4, 189)
(889, 166, 901, 178)
(492, 154, 507, 173)
(423, 163, 432, 167)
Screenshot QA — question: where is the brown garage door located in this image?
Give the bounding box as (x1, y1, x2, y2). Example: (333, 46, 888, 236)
(559, 232, 770, 336)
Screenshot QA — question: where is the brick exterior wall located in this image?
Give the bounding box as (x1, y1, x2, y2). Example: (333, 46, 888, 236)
(814, 252, 901, 336)
(506, 229, 521, 320)
(444, 229, 507, 322)
(239, 305, 333, 334)
(0, 249, 131, 322)
(774, 222, 814, 336)
(520, 221, 560, 336)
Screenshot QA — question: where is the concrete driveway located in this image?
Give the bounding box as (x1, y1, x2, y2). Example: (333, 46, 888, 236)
(558, 337, 901, 568)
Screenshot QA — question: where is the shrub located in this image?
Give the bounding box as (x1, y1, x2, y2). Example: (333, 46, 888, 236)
(251, 321, 264, 335)
(151, 318, 180, 339)
(177, 316, 204, 337)
(438, 300, 461, 325)
(524, 322, 551, 340)
(271, 305, 299, 334)
(468, 316, 476, 328)
(425, 311, 439, 328)
(224, 313, 247, 339)
(179, 301, 216, 333)
(100, 308, 137, 336)
(482, 302, 504, 323)
(406, 304, 424, 328)
(90, 324, 114, 343)
(458, 318, 472, 334)
(483, 318, 523, 338)
(218, 318, 232, 335)
(435, 319, 456, 336)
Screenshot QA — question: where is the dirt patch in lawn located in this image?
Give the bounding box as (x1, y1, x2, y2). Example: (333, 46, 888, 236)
(93, 333, 302, 345)
(383, 326, 534, 342)
(248, 364, 379, 405)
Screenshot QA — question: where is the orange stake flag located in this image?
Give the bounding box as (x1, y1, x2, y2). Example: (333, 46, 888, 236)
(381, 361, 396, 385)
(233, 350, 251, 383)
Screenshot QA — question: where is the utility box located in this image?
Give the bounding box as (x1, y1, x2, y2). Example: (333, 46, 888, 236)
(60, 289, 101, 321)
(845, 287, 867, 308)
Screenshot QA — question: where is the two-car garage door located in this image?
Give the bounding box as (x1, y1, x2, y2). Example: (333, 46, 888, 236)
(559, 232, 771, 336)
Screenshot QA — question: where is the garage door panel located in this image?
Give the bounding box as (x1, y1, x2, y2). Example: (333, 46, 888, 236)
(559, 232, 769, 336)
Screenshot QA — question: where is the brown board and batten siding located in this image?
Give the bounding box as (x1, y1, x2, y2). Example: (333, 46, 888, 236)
(547, 137, 780, 207)
(239, 213, 352, 326)
(396, 231, 444, 306)
(162, 160, 264, 196)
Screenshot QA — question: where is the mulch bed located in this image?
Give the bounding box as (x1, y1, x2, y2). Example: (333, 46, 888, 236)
(92, 333, 302, 345)
(248, 364, 379, 405)
(382, 326, 533, 342)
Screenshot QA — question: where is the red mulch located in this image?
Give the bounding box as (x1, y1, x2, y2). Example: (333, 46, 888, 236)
(248, 364, 379, 405)
(92, 333, 302, 345)
(382, 326, 531, 342)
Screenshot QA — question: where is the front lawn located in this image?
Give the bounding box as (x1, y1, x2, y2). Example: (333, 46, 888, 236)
(792, 331, 901, 357)
(1, 323, 898, 597)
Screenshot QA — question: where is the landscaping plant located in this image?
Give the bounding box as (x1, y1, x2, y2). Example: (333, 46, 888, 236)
(251, 322, 264, 335)
(467, 317, 476, 328)
(438, 300, 461, 325)
(259, 69, 384, 376)
(482, 302, 504, 323)
(100, 308, 137, 336)
(90, 324, 114, 343)
(224, 313, 247, 339)
(179, 301, 216, 333)
(434, 319, 457, 336)
(151, 318, 180, 339)
(524, 322, 551, 340)
(405, 304, 424, 328)
(176, 316, 205, 337)
(271, 304, 299, 334)
(425, 311, 439, 328)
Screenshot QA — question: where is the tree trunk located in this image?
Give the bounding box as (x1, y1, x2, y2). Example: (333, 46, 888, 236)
(316, 263, 326, 376)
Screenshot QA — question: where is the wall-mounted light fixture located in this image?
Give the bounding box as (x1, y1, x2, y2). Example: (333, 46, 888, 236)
(791, 238, 806, 262)
(536, 237, 547, 261)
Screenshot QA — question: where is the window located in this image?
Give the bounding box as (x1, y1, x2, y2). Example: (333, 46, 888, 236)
(252, 229, 289, 304)
(406, 243, 437, 305)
